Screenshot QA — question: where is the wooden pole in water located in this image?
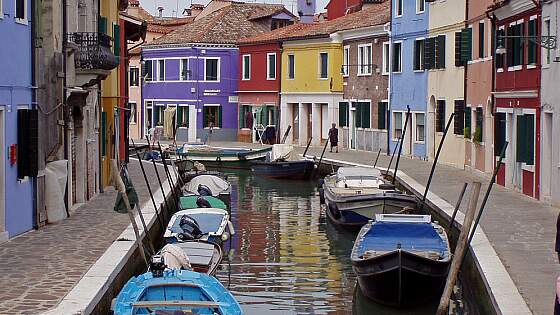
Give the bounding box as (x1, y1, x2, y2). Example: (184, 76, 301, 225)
(147, 136, 171, 219)
(157, 142, 180, 209)
(419, 113, 456, 212)
(436, 181, 481, 315)
(385, 136, 401, 176)
(448, 183, 468, 234)
(373, 148, 382, 168)
(316, 136, 330, 172)
(110, 160, 149, 267)
(303, 137, 313, 157)
(281, 125, 292, 144)
(392, 106, 410, 185)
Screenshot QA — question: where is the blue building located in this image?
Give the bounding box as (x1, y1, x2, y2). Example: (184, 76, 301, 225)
(0, 0, 35, 241)
(389, 0, 429, 158)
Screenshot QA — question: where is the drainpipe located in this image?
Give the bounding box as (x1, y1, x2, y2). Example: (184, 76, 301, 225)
(277, 45, 283, 144)
(385, 21, 392, 156)
(62, 0, 69, 212)
(31, 0, 38, 229)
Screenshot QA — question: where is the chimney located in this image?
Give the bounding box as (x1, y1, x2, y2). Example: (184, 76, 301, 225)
(297, 0, 316, 23)
(157, 6, 164, 18)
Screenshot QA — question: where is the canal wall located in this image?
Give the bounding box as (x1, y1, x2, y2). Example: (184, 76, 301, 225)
(311, 156, 531, 315)
(42, 159, 180, 315)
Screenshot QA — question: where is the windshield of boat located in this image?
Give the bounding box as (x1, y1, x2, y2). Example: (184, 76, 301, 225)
(170, 213, 225, 235)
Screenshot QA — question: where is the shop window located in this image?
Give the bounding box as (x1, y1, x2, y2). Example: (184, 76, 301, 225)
(204, 105, 222, 128)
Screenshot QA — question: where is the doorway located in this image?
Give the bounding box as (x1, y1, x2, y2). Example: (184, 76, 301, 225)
(292, 103, 299, 143)
(542, 112, 553, 200)
(0, 109, 6, 241)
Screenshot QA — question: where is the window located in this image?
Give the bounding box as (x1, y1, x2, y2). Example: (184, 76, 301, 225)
(382, 42, 390, 74)
(496, 27, 505, 70)
(339, 102, 349, 127)
(239, 105, 252, 129)
(392, 42, 402, 72)
(177, 106, 189, 127)
(455, 28, 472, 66)
(414, 39, 425, 71)
(543, 19, 551, 65)
(358, 44, 372, 75)
(355, 102, 370, 128)
(128, 102, 137, 124)
(242, 55, 250, 80)
(157, 59, 165, 81)
(416, 0, 424, 13)
(319, 52, 328, 79)
(479, 21, 485, 59)
(203, 105, 222, 128)
(343, 46, 350, 76)
(393, 112, 403, 139)
(155, 105, 165, 126)
(464, 107, 472, 138)
(180, 59, 191, 81)
(288, 54, 295, 79)
(130, 68, 139, 87)
(267, 53, 276, 80)
(435, 35, 446, 69)
(527, 17, 537, 65)
(516, 114, 534, 165)
(143, 60, 153, 81)
(474, 107, 483, 142)
(15, 0, 26, 21)
(453, 100, 465, 135)
(494, 113, 506, 156)
(145, 101, 153, 130)
(377, 102, 387, 130)
(205, 58, 219, 81)
(507, 21, 524, 68)
(424, 36, 445, 69)
(415, 113, 425, 142)
(396, 0, 403, 16)
(436, 100, 445, 132)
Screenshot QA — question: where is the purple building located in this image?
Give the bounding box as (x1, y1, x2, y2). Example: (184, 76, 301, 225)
(142, 2, 296, 142)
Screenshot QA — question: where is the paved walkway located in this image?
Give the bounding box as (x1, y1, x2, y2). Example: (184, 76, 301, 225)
(0, 161, 166, 314)
(298, 146, 558, 315)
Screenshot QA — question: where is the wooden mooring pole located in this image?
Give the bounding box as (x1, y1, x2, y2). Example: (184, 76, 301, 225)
(436, 181, 481, 315)
(448, 183, 468, 233)
(373, 148, 382, 168)
(392, 106, 410, 185)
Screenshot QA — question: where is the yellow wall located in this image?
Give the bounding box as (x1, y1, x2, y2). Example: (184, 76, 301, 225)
(281, 41, 343, 94)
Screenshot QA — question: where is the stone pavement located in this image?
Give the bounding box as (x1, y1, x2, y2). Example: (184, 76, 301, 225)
(299, 146, 559, 315)
(0, 161, 166, 314)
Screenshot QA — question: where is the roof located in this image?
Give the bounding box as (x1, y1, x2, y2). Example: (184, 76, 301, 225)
(149, 2, 293, 46)
(240, 2, 390, 45)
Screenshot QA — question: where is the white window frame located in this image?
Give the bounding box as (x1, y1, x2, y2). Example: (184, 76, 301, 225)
(15, 0, 28, 24)
(287, 54, 295, 80)
(382, 42, 390, 75)
(414, 112, 426, 143)
(526, 15, 538, 69)
(267, 52, 276, 80)
(204, 57, 220, 82)
(180, 58, 190, 81)
(0, 0, 3, 19)
(392, 41, 403, 73)
(396, 0, 403, 17)
(203, 104, 221, 129)
(358, 44, 373, 76)
(497, 25, 505, 73)
(416, 0, 425, 14)
(319, 52, 329, 79)
(242, 54, 251, 80)
(413, 37, 425, 72)
(343, 45, 350, 77)
(507, 20, 524, 72)
(543, 18, 551, 67)
(129, 101, 137, 124)
(392, 111, 404, 141)
(156, 59, 165, 82)
(129, 66, 139, 86)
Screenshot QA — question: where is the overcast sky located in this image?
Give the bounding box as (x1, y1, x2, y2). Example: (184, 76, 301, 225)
(139, 0, 330, 17)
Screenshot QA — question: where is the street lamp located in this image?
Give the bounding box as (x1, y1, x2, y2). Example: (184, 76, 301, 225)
(495, 34, 557, 54)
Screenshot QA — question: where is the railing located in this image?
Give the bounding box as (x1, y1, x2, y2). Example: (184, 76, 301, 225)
(66, 32, 119, 71)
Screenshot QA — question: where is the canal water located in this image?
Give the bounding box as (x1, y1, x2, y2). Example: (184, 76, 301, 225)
(214, 170, 438, 314)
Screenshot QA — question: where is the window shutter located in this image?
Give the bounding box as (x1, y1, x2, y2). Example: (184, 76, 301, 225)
(455, 32, 463, 66)
(218, 106, 223, 128)
(238, 106, 244, 129)
(436, 35, 446, 69)
(378, 102, 387, 130)
(494, 113, 506, 156)
(460, 28, 472, 64)
(363, 103, 370, 128)
(101, 112, 106, 156)
(516, 115, 527, 162)
(263, 106, 270, 126)
(113, 24, 121, 56)
(507, 26, 515, 67)
(453, 100, 464, 135)
(465, 107, 472, 137)
(339, 102, 348, 127)
(271, 106, 277, 126)
(392, 44, 399, 72)
(424, 38, 435, 70)
(17, 109, 37, 178)
(479, 23, 485, 59)
(528, 19, 537, 64)
(525, 115, 534, 165)
(99, 16, 108, 34)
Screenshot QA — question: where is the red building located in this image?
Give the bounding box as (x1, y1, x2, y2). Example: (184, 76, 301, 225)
(489, 0, 541, 198)
(325, 0, 362, 20)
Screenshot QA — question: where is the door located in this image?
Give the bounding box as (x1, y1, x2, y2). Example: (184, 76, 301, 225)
(351, 109, 357, 150)
(292, 104, 299, 143)
(541, 112, 553, 199)
(321, 104, 329, 142)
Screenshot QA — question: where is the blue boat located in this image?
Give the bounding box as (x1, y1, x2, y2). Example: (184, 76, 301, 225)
(112, 269, 242, 315)
(351, 214, 451, 307)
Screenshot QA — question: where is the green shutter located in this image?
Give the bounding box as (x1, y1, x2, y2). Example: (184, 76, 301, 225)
(101, 112, 106, 156)
(479, 23, 485, 59)
(516, 115, 527, 162)
(528, 19, 537, 64)
(271, 106, 277, 126)
(494, 113, 506, 156)
(99, 16, 107, 34)
(363, 103, 370, 128)
(455, 32, 463, 66)
(238, 106, 244, 129)
(526, 115, 534, 165)
(436, 35, 446, 69)
(461, 28, 472, 64)
(465, 108, 471, 138)
(113, 24, 121, 56)
(218, 106, 223, 128)
(263, 106, 270, 126)
(339, 102, 348, 127)
(378, 102, 387, 130)
(356, 103, 362, 128)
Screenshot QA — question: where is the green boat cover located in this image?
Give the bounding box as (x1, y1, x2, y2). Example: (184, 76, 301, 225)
(179, 196, 227, 210)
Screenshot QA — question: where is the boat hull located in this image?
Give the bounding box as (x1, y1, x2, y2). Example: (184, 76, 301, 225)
(180, 147, 271, 170)
(251, 160, 315, 180)
(352, 250, 450, 307)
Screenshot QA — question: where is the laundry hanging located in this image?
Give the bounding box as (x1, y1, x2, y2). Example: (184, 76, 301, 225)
(164, 107, 177, 139)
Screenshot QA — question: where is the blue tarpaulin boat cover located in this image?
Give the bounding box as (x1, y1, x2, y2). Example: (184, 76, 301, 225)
(358, 222, 448, 257)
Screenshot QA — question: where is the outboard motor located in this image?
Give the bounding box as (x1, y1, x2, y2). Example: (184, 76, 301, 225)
(178, 215, 203, 241)
(379, 183, 396, 191)
(197, 184, 213, 196)
(196, 196, 212, 208)
(150, 255, 166, 278)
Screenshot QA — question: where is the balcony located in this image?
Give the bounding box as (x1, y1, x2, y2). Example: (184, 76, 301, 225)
(65, 32, 120, 87)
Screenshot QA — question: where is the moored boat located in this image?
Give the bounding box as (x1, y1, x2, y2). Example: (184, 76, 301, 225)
(112, 266, 242, 315)
(159, 242, 223, 275)
(321, 167, 418, 229)
(182, 174, 231, 205)
(351, 214, 451, 307)
(179, 195, 227, 211)
(164, 208, 235, 245)
(251, 144, 315, 180)
(179, 144, 271, 169)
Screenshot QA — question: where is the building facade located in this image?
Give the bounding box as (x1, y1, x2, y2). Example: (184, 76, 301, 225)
(426, 0, 466, 168)
(0, 0, 35, 240)
(490, 0, 541, 198)
(540, 0, 560, 205)
(390, 0, 429, 157)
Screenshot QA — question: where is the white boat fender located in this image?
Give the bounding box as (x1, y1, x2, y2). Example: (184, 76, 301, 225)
(227, 220, 236, 236)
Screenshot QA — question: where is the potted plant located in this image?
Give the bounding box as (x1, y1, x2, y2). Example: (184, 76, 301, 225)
(463, 127, 471, 139)
(473, 127, 483, 144)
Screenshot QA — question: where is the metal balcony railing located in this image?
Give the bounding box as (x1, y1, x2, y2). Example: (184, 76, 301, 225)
(66, 32, 119, 71)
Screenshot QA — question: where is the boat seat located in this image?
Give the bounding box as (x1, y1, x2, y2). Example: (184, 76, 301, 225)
(132, 300, 223, 309)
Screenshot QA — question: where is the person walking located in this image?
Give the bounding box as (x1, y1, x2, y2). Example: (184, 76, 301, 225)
(329, 123, 338, 153)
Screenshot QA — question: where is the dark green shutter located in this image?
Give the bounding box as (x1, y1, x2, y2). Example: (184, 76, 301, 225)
(238, 106, 244, 129)
(479, 23, 485, 59)
(526, 115, 534, 165)
(113, 24, 121, 56)
(363, 103, 370, 128)
(528, 19, 537, 64)
(218, 106, 223, 128)
(507, 25, 515, 67)
(516, 115, 527, 162)
(263, 106, 269, 126)
(494, 113, 506, 156)
(339, 102, 348, 127)
(101, 112, 106, 156)
(392, 44, 400, 72)
(476, 108, 483, 141)
(455, 32, 463, 66)
(424, 38, 434, 70)
(99, 16, 107, 34)
(461, 28, 472, 64)
(465, 107, 471, 138)
(436, 35, 446, 69)
(271, 106, 277, 126)
(453, 100, 464, 135)
(378, 102, 387, 130)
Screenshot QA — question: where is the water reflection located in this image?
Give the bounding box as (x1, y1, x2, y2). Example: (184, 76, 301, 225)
(215, 170, 433, 314)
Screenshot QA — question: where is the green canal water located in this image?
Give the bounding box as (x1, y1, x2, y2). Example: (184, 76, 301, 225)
(214, 170, 438, 314)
